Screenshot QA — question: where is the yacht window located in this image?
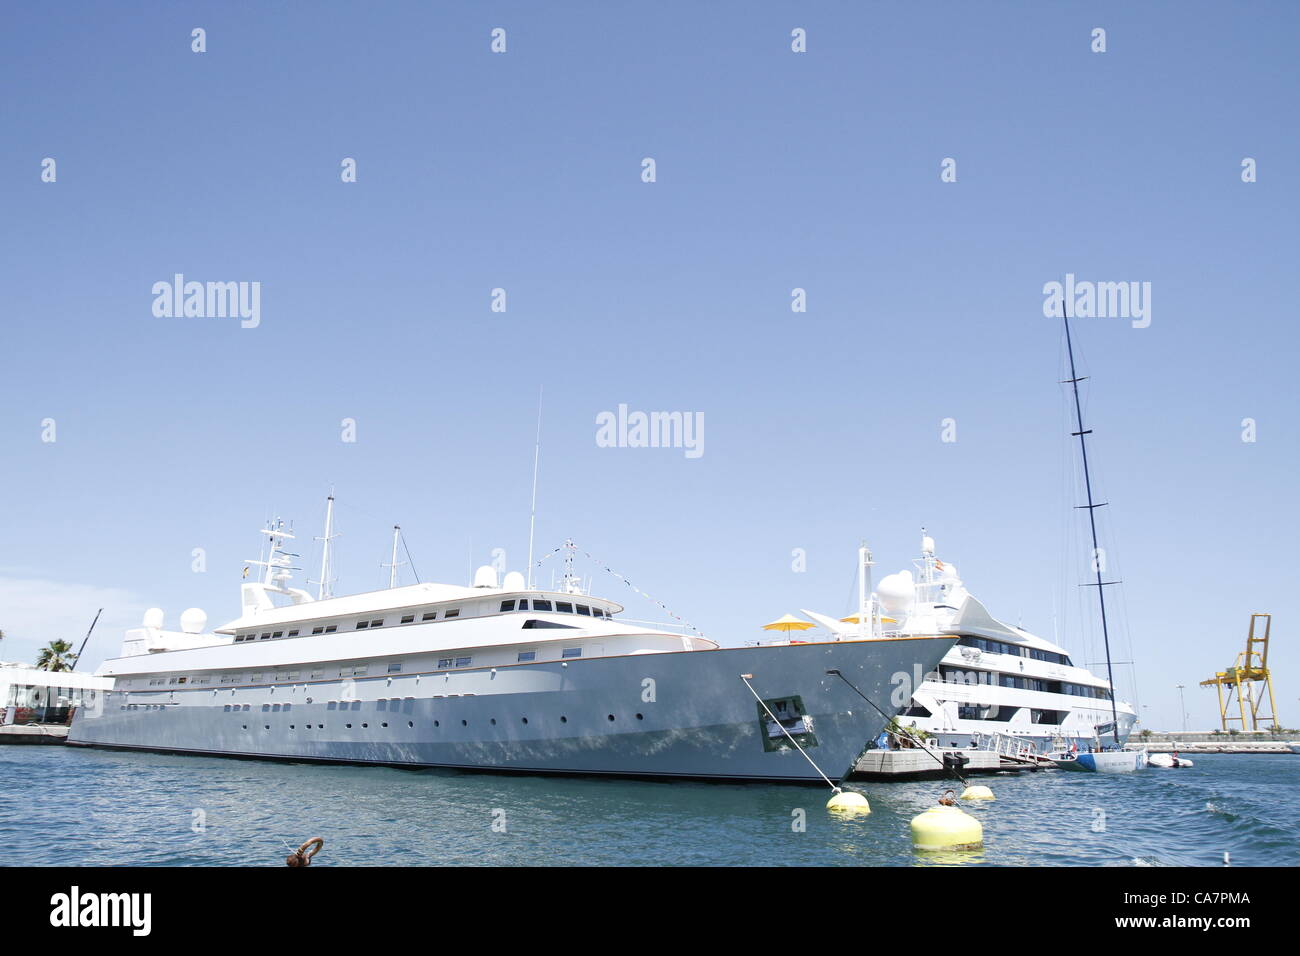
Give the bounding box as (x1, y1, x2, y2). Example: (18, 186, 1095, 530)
(437, 658, 452, 668)
(287, 629, 299, 637)
(517, 600, 529, 611)
(422, 612, 437, 621)
(576, 605, 591, 615)
(401, 615, 414, 624)
(310, 669, 324, 679)
(444, 609, 460, 619)
(533, 600, 553, 612)
(556, 602, 573, 613)
(312, 626, 324, 635)
(455, 657, 472, 667)
(260, 633, 271, 640)
(522, 619, 578, 630)
(517, 650, 536, 662)
(356, 621, 369, 629)
(325, 625, 337, 633)
(500, 600, 516, 612)
(371, 620, 384, 627)
(272, 631, 283, 638)
(561, 647, 582, 659)
(388, 662, 402, 673)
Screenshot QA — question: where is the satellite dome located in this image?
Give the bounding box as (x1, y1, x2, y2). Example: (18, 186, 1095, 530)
(179, 608, 208, 634)
(142, 608, 165, 629)
(472, 565, 499, 589)
(922, 535, 936, 554)
(501, 571, 526, 591)
(877, 571, 915, 614)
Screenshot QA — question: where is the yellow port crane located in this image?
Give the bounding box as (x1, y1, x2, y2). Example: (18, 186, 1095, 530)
(1200, 613, 1278, 731)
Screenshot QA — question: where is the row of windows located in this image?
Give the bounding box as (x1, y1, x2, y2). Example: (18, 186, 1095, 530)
(123, 645, 592, 690)
(499, 599, 609, 618)
(232, 598, 609, 645)
(936, 665, 1112, 699)
(230, 711, 648, 730)
(234, 628, 303, 643)
(955, 705, 1068, 724)
(956, 636, 1073, 666)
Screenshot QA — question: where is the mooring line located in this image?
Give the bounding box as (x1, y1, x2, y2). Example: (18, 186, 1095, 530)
(825, 668, 970, 788)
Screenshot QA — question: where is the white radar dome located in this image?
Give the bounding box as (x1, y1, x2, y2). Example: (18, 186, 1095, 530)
(142, 608, 165, 629)
(179, 608, 208, 634)
(877, 571, 915, 615)
(501, 571, 526, 591)
(473, 565, 499, 589)
(922, 535, 936, 554)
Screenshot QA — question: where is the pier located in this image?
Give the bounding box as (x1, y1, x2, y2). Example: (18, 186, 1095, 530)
(851, 747, 1022, 780)
(1137, 731, 1298, 755)
(0, 723, 69, 745)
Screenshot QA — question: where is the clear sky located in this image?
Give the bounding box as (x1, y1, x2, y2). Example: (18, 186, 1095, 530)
(2, 2, 1297, 733)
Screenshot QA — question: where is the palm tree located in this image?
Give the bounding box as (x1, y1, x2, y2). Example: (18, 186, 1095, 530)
(35, 640, 77, 672)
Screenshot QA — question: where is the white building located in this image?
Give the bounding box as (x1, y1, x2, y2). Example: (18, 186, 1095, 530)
(0, 662, 112, 724)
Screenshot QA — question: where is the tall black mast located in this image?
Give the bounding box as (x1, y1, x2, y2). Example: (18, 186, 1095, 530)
(1060, 297, 1122, 745)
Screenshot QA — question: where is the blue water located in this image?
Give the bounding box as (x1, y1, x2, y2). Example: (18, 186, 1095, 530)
(2, 747, 1295, 866)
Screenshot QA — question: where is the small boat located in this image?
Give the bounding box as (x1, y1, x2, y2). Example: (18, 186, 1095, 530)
(1054, 748, 1148, 773)
(1147, 752, 1194, 768)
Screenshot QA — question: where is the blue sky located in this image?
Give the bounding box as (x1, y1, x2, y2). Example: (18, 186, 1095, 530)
(2, 2, 1297, 733)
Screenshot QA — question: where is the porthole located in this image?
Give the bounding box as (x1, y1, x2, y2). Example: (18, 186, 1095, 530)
(636, 713, 644, 720)
(242, 724, 248, 730)
(521, 717, 528, 724)
(408, 721, 414, 728)
(434, 720, 440, 727)
(264, 724, 270, 729)
(461, 719, 468, 726)
(607, 714, 615, 722)
(560, 716, 567, 723)
(345, 723, 352, 729)
(382, 722, 388, 728)
(490, 718, 496, 726)
(361, 723, 368, 728)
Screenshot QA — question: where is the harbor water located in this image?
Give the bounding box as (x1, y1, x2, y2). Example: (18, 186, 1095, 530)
(2, 746, 1295, 866)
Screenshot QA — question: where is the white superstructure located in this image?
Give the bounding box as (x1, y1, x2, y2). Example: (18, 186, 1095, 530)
(801, 534, 1137, 753)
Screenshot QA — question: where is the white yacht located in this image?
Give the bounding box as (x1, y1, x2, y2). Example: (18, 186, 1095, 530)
(799, 535, 1137, 754)
(69, 510, 956, 782)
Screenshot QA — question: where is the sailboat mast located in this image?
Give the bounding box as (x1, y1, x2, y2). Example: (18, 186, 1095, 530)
(1060, 297, 1122, 744)
(526, 386, 543, 589)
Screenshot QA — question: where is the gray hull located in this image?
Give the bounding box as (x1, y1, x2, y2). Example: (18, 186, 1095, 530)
(70, 638, 953, 782)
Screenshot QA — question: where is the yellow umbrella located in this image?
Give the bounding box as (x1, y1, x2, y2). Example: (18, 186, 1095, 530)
(762, 613, 816, 634)
(840, 613, 897, 625)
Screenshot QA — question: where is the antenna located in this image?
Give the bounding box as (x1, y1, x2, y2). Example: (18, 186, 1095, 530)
(383, 525, 406, 589)
(314, 493, 338, 600)
(526, 385, 543, 589)
(1060, 295, 1123, 746)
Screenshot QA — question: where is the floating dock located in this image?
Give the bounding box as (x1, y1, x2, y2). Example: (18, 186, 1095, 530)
(0, 724, 69, 745)
(851, 747, 1015, 780)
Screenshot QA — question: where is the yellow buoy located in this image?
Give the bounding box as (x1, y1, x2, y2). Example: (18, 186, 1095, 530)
(826, 790, 871, 814)
(960, 785, 995, 801)
(910, 805, 983, 850)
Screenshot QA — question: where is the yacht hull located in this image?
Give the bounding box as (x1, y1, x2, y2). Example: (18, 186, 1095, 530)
(69, 637, 954, 782)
